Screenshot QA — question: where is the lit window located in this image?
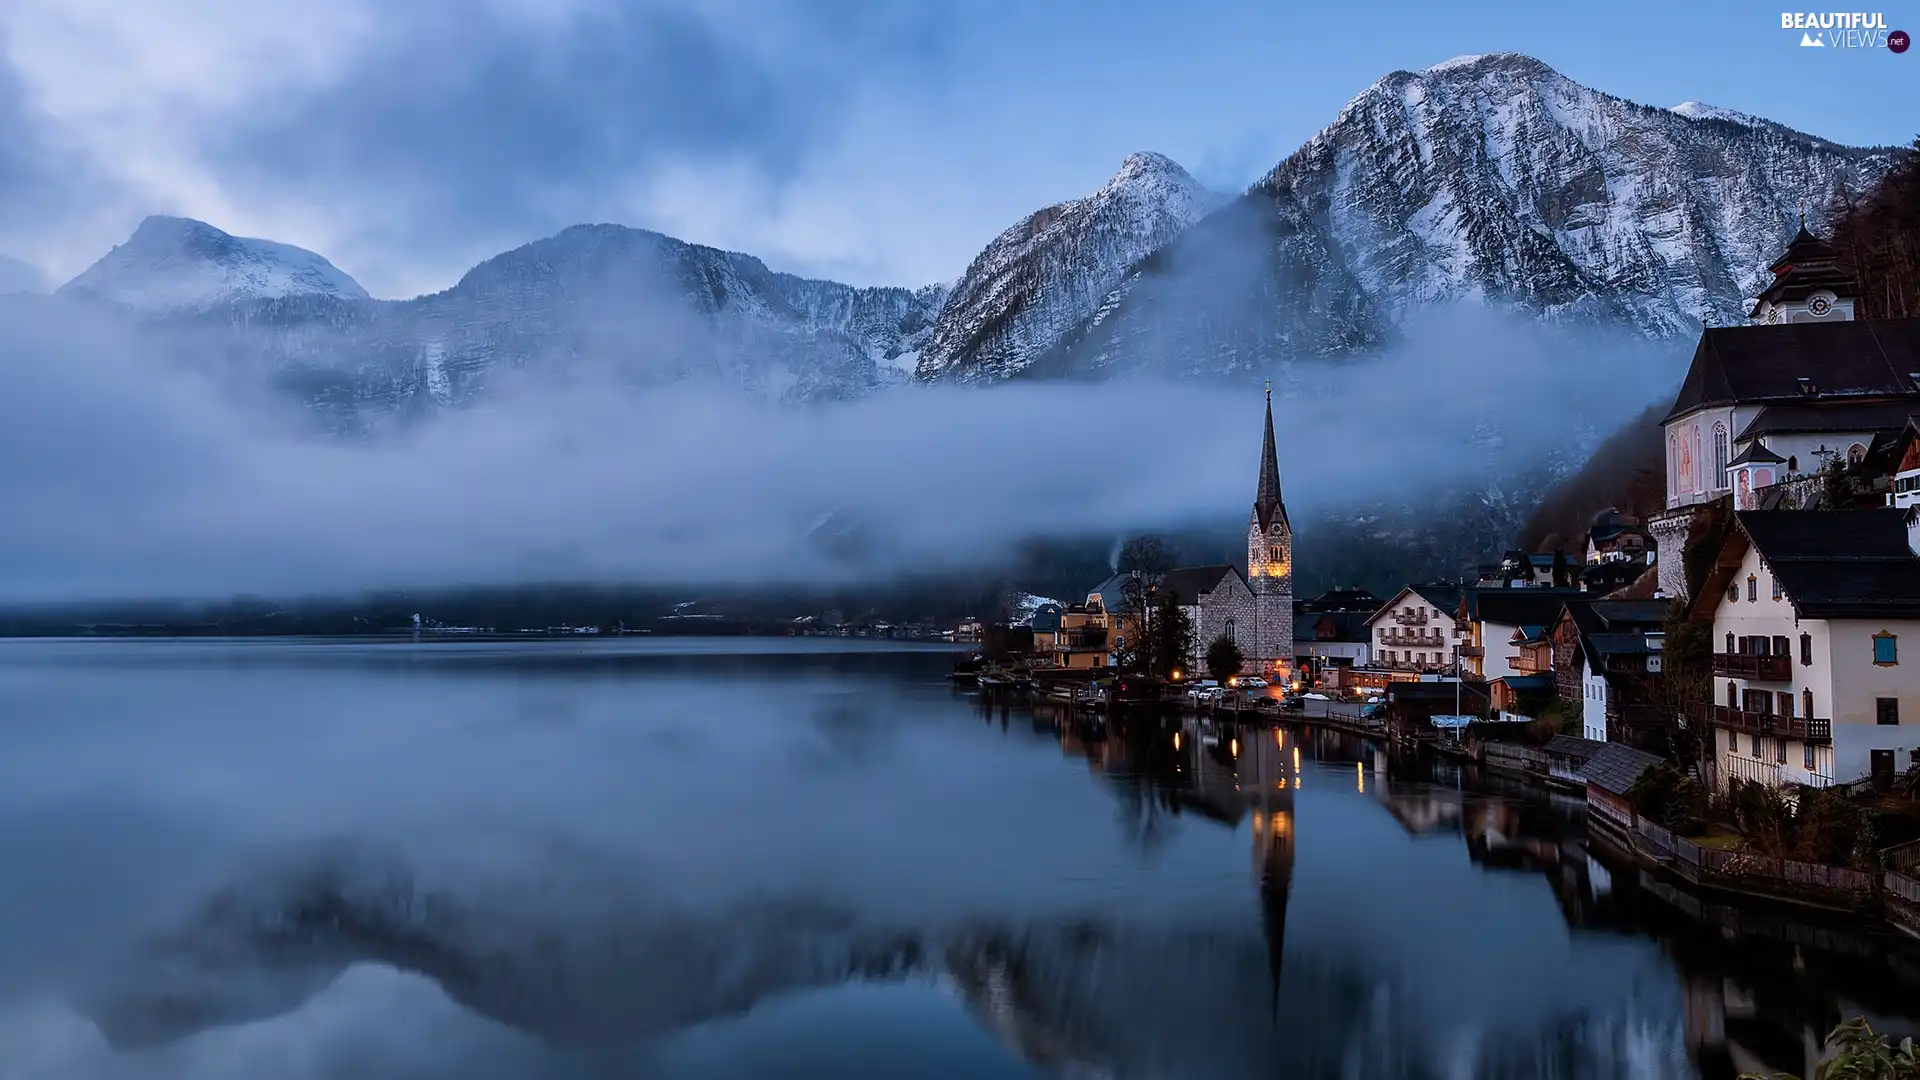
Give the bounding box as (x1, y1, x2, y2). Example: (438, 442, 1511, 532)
(1874, 632, 1898, 666)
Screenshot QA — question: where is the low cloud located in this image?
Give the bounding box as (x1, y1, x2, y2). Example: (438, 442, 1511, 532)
(0, 298, 1684, 602)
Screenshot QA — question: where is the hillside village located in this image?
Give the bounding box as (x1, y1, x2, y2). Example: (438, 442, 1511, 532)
(967, 212, 1920, 921)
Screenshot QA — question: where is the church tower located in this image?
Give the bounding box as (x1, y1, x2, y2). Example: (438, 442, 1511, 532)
(1246, 384, 1295, 677)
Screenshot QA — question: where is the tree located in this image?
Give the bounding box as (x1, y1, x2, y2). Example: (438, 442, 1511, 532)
(1117, 535, 1176, 578)
(1627, 762, 1702, 832)
(1206, 634, 1245, 683)
(1148, 589, 1195, 681)
(1740, 1016, 1920, 1079)
(1114, 536, 1177, 674)
(1830, 136, 1920, 321)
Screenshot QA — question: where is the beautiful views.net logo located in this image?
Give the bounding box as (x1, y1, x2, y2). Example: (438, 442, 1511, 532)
(1780, 11, 1908, 50)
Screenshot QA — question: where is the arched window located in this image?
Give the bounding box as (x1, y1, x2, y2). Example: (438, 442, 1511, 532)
(1788, 455, 1799, 473)
(1224, 618, 1236, 644)
(1725, 632, 1735, 654)
(1713, 423, 1730, 487)
(1849, 442, 1867, 465)
(1800, 633, 1812, 665)
(1747, 574, 1758, 602)
(1803, 688, 1814, 718)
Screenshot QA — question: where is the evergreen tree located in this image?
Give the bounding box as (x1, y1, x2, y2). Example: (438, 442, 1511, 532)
(1206, 634, 1245, 683)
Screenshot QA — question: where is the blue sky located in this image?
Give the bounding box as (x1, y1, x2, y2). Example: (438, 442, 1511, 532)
(0, 0, 1913, 296)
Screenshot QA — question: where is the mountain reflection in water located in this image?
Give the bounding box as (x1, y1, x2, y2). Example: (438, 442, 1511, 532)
(0, 638, 1916, 1079)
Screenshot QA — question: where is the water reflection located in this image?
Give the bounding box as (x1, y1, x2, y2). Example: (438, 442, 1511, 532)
(0, 639, 1916, 1079)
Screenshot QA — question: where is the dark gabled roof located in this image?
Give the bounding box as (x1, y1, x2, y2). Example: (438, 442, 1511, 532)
(1584, 743, 1665, 796)
(1735, 401, 1920, 442)
(1699, 510, 1920, 619)
(1544, 735, 1605, 764)
(1294, 611, 1370, 643)
(1751, 228, 1856, 313)
(1028, 604, 1063, 632)
(1586, 632, 1658, 659)
(1368, 583, 1466, 627)
(1161, 565, 1242, 602)
(1728, 442, 1787, 466)
(1662, 318, 1920, 424)
(1253, 389, 1289, 533)
(1087, 573, 1129, 613)
(1461, 588, 1587, 627)
(1492, 674, 1555, 694)
(1302, 588, 1382, 612)
(1584, 599, 1670, 629)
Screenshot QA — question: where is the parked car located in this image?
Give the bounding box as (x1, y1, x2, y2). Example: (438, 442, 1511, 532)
(1238, 676, 1269, 689)
(1303, 692, 1331, 701)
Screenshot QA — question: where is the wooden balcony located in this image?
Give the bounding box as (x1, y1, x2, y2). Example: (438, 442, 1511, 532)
(1711, 653, 1792, 680)
(1391, 610, 1430, 626)
(1707, 705, 1831, 743)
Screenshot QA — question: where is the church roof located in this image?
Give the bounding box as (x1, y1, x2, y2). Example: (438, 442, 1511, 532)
(1691, 510, 1920, 619)
(1727, 442, 1786, 466)
(1662, 318, 1920, 423)
(1161, 564, 1243, 602)
(1750, 226, 1858, 315)
(1768, 226, 1840, 274)
(1254, 388, 1289, 532)
(1733, 400, 1920, 442)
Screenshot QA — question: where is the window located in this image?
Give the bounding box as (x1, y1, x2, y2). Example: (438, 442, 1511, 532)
(1804, 742, 1817, 770)
(1772, 577, 1783, 601)
(1803, 688, 1814, 719)
(1772, 635, 1789, 657)
(1727, 583, 1739, 604)
(1849, 442, 1867, 465)
(1777, 691, 1795, 717)
(1777, 738, 1787, 764)
(1713, 422, 1730, 487)
(1747, 575, 1758, 602)
(1223, 618, 1235, 644)
(1874, 632, 1898, 666)
(1800, 633, 1813, 666)
(1788, 455, 1799, 472)
(1727, 681, 1738, 708)
(1879, 698, 1900, 726)
(1725, 632, 1735, 653)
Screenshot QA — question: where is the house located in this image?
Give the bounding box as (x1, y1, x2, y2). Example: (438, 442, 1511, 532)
(1030, 601, 1110, 670)
(1586, 509, 1650, 564)
(1582, 742, 1666, 845)
(1477, 551, 1576, 589)
(1384, 678, 1491, 731)
(1293, 610, 1372, 687)
(1888, 417, 1920, 510)
(1457, 587, 1586, 681)
(1364, 584, 1466, 674)
(1489, 673, 1555, 722)
(1648, 225, 1920, 597)
(1549, 600, 1669, 746)
(1691, 509, 1920, 791)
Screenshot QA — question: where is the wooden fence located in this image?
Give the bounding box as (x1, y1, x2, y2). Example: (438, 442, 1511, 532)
(1635, 819, 1877, 893)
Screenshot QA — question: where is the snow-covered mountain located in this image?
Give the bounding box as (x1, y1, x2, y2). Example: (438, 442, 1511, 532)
(59, 216, 370, 312)
(927, 53, 1899, 382)
(913, 152, 1223, 383)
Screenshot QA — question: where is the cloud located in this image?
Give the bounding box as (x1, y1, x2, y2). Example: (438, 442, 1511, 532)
(0, 296, 1684, 603)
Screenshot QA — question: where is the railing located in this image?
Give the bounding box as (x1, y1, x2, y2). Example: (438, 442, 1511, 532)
(1711, 653, 1793, 680)
(1391, 609, 1430, 626)
(1459, 646, 1485, 659)
(1885, 838, 1920, 877)
(1708, 705, 1832, 743)
(1636, 818, 1876, 892)
(1379, 632, 1444, 646)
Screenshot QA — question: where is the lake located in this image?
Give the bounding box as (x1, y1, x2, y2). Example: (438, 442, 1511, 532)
(0, 637, 1915, 1080)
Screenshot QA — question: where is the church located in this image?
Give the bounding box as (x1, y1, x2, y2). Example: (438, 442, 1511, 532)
(1151, 387, 1295, 678)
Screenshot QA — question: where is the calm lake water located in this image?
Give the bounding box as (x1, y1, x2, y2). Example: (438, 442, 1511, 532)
(1, 637, 1917, 1080)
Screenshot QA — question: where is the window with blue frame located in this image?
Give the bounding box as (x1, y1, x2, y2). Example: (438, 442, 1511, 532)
(1874, 632, 1898, 666)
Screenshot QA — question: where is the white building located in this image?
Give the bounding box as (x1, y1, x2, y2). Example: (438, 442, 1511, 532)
(1694, 509, 1920, 791)
(1365, 585, 1466, 673)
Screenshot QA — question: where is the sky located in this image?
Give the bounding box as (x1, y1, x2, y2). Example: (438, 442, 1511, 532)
(1, 0, 1915, 298)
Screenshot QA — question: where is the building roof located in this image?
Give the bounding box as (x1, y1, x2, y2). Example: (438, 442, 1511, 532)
(1028, 603, 1063, 632)
(1461, 588, 1587, 627)
(1543, 735, 1606, 764)
(1583, 743, 1666, 796)
(1734, 400, 1920, 443)
(1294, 610, 1370, 644)
(1662, 318, 1920, 424)
(1161, 564, 1242, 602)
(1491, 674, 1555, 694)
(1253, 388, 1289, 533)
(1728, 442, 1787, 466)
(1301, 588, 1381, 612)
(1693, 510, 1920, 619)
(1751, 227, 1857, 313)
(1367, 584, 1466, 628)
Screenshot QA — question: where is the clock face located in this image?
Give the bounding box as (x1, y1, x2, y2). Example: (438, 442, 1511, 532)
(1808, 292, 1834, 316)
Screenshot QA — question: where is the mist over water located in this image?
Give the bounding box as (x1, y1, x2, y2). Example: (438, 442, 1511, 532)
(0, 297, 1683, 602)
(1, 637, 1909, 1079)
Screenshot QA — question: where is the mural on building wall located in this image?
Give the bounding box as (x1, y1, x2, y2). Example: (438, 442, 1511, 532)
(1734, 468, 1776, 510)
(1674, 422, 1698, 496)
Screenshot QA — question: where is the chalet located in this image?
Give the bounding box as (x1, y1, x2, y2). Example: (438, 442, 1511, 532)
(1293, 609, 1371, 687)
(1582, 742, 1666, 846)
(1477, 551, 1576, 589)
(1692, 509, 1920, 791)
(1585, 509, 1650, 564)
(1030, 601, 1109, 670)
(1365, 585, 1466, 674)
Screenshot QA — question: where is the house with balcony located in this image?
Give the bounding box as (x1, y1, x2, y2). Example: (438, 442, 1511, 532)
(1293, 610, 1371, 687)
(1691, 509, 1920, 791)
(1364, 585, 1466, 674)
(1585, 509, 1650, 564)
(1030, 601, 1111, 670)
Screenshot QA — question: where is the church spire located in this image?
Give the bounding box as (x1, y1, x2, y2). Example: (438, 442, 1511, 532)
(1254, 381, 1287, 532)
